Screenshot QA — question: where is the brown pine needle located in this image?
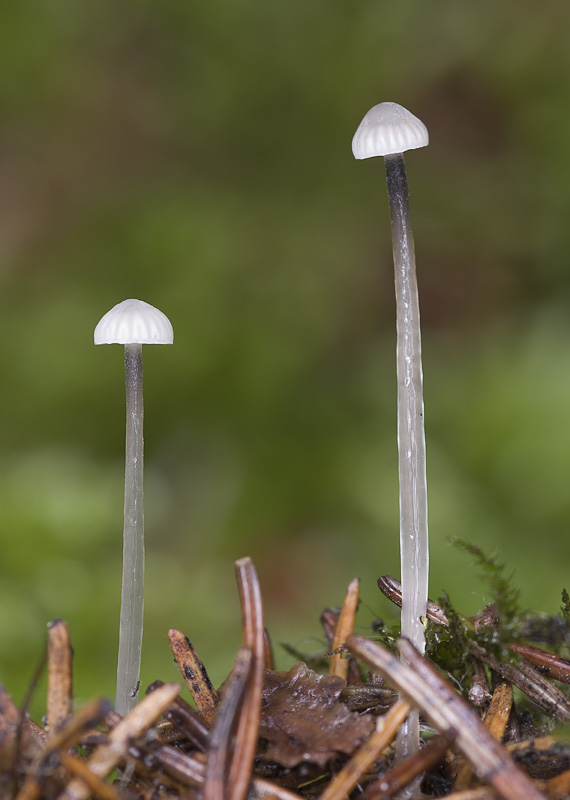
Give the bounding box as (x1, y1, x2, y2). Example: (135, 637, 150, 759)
(469, 642, 570, 722)
(542, 767, 570, 798)
(168, 628, 219, 723)
(205, 647, 253, 800)
(143, 726, 305, 800)
(9, 556, 570, 800)
(145, 741, 206, 788)
(15, 695, 109, 800)
(482, 682, 513, 742)
(453, 682, 513, 791)
(252, 779, 307, 800)
(13, 774, 42, 800)
(263, 627, 275, 670)
(510, 643, 570, 685)
(329, 577, 360, 680)
(363, 733, 454, 800)
(379, 576, 570, 724)
(165, 693, 210, 749)
(56, 682, 181, 800)
(320, 608, 339, 645)
(318, 699, 410, 800)
(58, 752, 123, 800)
(45, 698, 108, 755)
(227, 557, 265, 800)
(377, 575, 449, 625)
(0, 685, 44, 772)
(347, 635, 547, 800)
(47, 619, 74, 738)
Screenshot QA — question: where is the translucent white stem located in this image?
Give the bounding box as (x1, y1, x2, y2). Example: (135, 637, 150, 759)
(384, 153, 429, 765)
(115, 343, 144, 716)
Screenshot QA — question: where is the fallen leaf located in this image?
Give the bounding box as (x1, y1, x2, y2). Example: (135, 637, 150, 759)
(258, 662, 374, 769)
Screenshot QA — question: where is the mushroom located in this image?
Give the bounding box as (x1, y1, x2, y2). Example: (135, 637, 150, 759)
(352, 102, 429, 763)
(94, 298, 173, 716)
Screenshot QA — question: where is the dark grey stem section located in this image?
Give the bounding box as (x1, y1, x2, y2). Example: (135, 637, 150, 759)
(116, 343, 144, 716)
(384, 153, 429, 767)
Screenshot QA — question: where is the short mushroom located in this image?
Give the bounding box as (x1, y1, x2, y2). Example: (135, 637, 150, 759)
(352, 102, 429, 763)
(94, 298, 173, 716)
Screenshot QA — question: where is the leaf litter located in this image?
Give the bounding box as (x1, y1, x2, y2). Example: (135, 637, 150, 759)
(3, 547, 570, 799)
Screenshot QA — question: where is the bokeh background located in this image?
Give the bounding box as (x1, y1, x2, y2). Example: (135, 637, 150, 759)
(3, 1, 570, 718)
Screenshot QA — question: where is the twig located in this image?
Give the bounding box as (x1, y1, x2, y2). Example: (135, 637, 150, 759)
(168, 628, 218, 723)
(347, 634, 547, 800)
(329, 577, 360, 681)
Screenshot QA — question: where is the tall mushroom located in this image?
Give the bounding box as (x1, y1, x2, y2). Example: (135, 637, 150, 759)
(352, 102, 429, 762)
(94, 298, 173, 716)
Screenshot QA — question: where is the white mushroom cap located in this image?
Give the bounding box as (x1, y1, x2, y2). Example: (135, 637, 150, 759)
(94, 299, 174, 345)
(352, 102, 428, 160)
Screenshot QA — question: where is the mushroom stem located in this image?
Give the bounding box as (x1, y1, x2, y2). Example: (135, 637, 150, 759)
(385, 152, 429, 655)
(384, 152, 428, 766)
(116, 342, 145, 716)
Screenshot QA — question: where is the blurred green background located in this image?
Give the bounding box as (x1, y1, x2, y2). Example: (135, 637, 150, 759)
(3, 0, 570, 718)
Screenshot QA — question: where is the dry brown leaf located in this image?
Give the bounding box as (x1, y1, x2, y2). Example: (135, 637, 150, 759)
(258, 662, 374, 769)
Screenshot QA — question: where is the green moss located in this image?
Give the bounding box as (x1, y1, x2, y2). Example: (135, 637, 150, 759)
(561, 589, 570, 621)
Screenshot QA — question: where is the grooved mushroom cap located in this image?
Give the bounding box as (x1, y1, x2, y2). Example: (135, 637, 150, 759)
(94, 299, 174, 345)
(352, 102, 428, 160)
